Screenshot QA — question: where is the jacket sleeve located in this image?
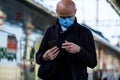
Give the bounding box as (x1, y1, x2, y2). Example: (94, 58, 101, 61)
(36, 27, 50, 65)
(75, 30, 97, 68)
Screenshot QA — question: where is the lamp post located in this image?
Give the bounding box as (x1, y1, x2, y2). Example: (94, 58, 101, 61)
(23, 22, 35, 80)
(96, 0, 99, 29)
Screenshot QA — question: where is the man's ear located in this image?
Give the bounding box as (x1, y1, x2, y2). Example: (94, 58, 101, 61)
(56, 9, 58, 13)
(74, 9, 77, 15)
(56, 9, 60, 17)
(56, 9, 58, 15)
(75, 9, 77, 13)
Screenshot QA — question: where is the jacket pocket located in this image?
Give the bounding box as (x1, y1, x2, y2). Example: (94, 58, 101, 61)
(38, 61, 57, 79)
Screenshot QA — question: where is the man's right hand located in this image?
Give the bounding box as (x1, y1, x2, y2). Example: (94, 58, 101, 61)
(42, 46, 59, 61)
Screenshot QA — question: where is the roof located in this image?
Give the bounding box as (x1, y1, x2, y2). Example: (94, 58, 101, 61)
(107, 0, 120, 16)
(82, 24, 120, 53)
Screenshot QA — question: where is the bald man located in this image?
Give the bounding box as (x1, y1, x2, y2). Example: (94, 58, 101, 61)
(36, 0, 97, 80)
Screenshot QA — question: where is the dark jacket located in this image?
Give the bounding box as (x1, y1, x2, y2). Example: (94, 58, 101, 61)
(36, 18, 97, 80)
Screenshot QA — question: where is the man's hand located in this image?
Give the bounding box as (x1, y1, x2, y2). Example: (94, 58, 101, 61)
(42, 46, 59, 61)
(62, 40, 81, 54)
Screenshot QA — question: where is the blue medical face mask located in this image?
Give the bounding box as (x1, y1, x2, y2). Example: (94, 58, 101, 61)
(59, 17, 74, 28)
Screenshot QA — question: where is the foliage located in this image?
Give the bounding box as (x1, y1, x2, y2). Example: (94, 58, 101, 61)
(0, 48, 16, 61)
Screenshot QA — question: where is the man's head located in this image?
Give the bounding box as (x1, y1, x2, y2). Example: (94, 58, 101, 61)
(56, 0, 76, 17)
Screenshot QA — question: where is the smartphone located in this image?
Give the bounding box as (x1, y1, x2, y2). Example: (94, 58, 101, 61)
(48, 40, 58, 48)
